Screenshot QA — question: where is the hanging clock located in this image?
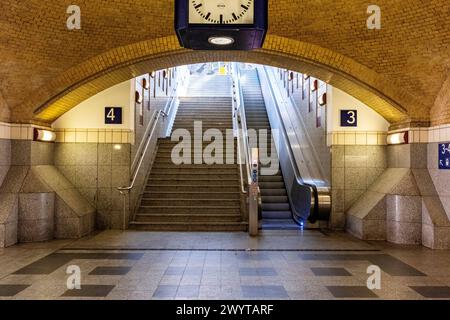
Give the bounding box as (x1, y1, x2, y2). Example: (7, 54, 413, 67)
(175, 0, 268, 50)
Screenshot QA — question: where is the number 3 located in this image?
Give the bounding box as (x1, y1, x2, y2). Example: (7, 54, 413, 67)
(347, 111, 356, 125)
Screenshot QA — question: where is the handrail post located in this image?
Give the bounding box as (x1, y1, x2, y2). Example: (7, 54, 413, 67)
(249, 148, 259, 236)
(118, 189, 130, 231)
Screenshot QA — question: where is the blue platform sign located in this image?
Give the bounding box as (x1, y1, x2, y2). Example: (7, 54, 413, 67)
(340, 110, 358, 127)
(105, 107, 123, 125)
(439, 143, 450, 170)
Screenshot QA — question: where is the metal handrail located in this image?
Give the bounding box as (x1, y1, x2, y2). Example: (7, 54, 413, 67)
(130, 84, 178, 172)
(238, 79, 252, 183)
(232, 63, 252, 185)
(235, 100, 247, 194)
(117, 109, 167, 193)
(131, 109, 157, 172)
(116, 82, 180, 230)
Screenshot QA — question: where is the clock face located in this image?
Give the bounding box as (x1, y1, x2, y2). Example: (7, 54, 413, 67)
(189, 0, 255, 25)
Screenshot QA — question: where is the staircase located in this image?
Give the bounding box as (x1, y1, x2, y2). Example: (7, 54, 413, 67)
(130, 75, 247, 231)
(241, 69, 299, 230)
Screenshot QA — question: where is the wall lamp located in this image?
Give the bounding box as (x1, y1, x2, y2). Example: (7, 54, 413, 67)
(33, 128, 56, 142)
(303, 74, 310, 80)
(289, 72, 294, 81)
(135, 91, 142, 104)
(311, 79, 319, 92)
(142, 78, 149, 90)
(387, 131, 409, 145)
(318, 93, 327, 106)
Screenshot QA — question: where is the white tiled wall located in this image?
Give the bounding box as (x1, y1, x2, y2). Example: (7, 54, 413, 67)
(389, 124, 450, 144)
(0, 122, 49, 140)
(54, 128, 134, 144)
(327, 131, 387, 146)
(0, 122, 134, 144)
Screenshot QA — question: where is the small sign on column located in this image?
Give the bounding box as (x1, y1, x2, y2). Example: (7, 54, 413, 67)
(439, 143, 450, 170)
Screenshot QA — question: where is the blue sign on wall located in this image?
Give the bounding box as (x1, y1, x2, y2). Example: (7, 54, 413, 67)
(340, 110, 358, 127)
(105, 107, 123, 125)
(439, 143, 450, 170)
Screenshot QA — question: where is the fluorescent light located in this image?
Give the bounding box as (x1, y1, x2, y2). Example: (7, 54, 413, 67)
(387, 132, 409, 145)
(208, 36, 235, 46)
(33, 128, 56, 142)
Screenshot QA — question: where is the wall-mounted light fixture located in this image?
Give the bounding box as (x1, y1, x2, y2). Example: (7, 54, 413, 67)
(387, 131, 409, 145)
(289, 72, 294, 81)
(142, 78, 149, 90)
(135, 91, 142, 104)
(318, 93, 327, 106)
(311, 79, 319, 92)
(150, 71, 156, 78)
(303, 74, 310, 80)
(33, 128, 56, 142)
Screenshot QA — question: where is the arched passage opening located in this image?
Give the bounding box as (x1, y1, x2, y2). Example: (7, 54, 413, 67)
(14, 36, 418, 127)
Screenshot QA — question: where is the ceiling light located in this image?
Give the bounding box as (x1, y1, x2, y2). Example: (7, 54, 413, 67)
(208, 36, 235, 46)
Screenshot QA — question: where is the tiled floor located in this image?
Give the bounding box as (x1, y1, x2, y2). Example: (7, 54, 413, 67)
(1, 230, 450, 300)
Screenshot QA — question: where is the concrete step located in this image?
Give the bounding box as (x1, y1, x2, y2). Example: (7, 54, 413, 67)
(146, 185, 239, 193)
(138, 206, 240, 214)
(135, 213, 242, 223)
(144, 191, 240, 199)
(152, 164, 237, 169)
(130, 221, 247, 232)
(151, 166, 238, 176)
(152, 159, 238, 165)
(148, 178, 239, 185)
(141, 198, 239, 206)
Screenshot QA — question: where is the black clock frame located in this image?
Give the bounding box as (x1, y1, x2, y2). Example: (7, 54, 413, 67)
(175, 0, 268, 50)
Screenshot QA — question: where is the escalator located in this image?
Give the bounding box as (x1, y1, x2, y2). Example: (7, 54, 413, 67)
(241, 70, 300, 230)
(239, 67, 331, 228)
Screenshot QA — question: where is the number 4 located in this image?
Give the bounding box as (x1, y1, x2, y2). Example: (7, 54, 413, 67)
(107, 108, 115, 122)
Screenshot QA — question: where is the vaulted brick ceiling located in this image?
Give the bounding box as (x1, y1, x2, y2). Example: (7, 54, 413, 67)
(0, 0, 449, 126)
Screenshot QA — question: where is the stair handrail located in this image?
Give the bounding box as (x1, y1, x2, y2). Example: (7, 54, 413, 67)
(117, 109, 167, 194)
(116, 81, 180, 230)
(131, 83, 178, 172)
(231, 63, 252, 188)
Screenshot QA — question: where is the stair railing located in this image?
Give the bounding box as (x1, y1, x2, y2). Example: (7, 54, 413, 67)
(116, 80, 181, 230)
(231, 63, 260, 235)
(231, 63, 252, 192)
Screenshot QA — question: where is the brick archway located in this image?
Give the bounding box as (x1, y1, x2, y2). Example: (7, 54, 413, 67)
(14, 35, 420, 126)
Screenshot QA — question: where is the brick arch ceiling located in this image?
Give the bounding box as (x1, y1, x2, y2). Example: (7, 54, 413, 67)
(1, 0, 449, 126)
